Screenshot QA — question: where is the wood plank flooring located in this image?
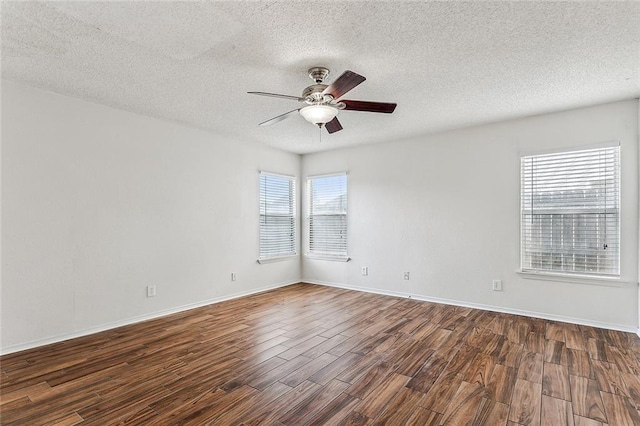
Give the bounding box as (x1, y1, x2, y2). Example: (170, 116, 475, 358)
(2, 283, 640, 425)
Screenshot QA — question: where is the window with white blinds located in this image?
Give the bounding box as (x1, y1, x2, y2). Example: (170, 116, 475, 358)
(307, 173, 348, 258)
(520, 145, 620, 277)
(259, 172, 296, 260)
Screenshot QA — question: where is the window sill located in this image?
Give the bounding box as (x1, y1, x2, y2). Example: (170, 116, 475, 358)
(257, 255, 297, 264)
(305, 254, 351, 262)
(516, 270, 632, 287)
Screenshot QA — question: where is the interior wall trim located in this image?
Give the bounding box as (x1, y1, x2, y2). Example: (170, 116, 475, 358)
(0, 280, 299, 356)
(305, 279, 638, 334)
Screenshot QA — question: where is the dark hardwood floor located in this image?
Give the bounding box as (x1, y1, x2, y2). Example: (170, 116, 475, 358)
(2, 283, 640, 425)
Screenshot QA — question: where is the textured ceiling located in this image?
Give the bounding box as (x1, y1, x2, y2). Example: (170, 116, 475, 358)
(2, 1, 639, 154)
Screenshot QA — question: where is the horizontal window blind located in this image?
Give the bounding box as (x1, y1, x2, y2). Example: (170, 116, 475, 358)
(259, 172, 296, 259)
(308, 173, 348, 257)
(520, 146, 620, 276)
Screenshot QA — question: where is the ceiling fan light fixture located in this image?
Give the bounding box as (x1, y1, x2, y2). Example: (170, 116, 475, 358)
(299, 105, 338, 125)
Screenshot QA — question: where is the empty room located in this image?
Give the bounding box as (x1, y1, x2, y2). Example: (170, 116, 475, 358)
(1, 1, 640, 425)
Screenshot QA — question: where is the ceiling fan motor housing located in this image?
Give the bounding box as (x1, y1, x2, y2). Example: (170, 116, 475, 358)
(302, 84, 332, 104)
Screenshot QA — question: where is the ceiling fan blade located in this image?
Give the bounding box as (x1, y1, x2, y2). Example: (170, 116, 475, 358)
(325, 117, 343, 134)
(258, 109, 299, 126)
(322, 70, 366, 99)
(342, 100, 397, 113)
(248, 92, 305, 102)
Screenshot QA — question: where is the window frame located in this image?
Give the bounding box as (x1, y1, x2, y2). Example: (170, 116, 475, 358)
(306, 172, 350, 262)
(258, 171, 297, 264)
(518, 143, 621, 281)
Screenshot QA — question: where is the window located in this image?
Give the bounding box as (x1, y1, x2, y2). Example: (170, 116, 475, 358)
(307, 173, 348, 259)
(520, 145, 620, 277)
(259, 172, 296, 261)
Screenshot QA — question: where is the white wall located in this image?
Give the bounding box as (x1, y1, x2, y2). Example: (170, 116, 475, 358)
(1, 80, 301, 354)
(2, 82, 638, 355)
(302, 99, 640, 331)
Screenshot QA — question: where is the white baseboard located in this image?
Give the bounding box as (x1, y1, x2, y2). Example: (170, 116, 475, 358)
(306, 279, 638, 334)
(5, 279, 636, 355)
(0, 280, 298, 356)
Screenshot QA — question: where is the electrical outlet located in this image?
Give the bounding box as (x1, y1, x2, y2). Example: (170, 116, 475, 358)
(492, 280, 503, 291)
(231, 272, 237, 282)
(362, 267, 368, 276)
(146, 285, 156, 298)
(404, 272, 410, 280)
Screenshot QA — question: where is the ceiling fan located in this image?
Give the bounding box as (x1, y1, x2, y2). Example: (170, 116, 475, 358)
(248, 67, 397, 134)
